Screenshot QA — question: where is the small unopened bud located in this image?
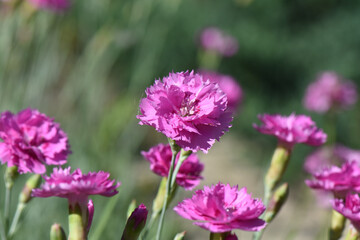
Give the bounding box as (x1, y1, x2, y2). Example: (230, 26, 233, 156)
(5, 166, 19, 188)
(225, 233, 238, 240)
(50, 223, 66, 240)
(173, 231, 186, 240)
(264, 183, 289, 223)
(86, 200, 94, 234)
(20, 174, 41, 204)
(121, 204, 148, 240)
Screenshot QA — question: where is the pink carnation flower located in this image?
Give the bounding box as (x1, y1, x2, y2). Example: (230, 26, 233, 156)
(199, 27, 238, 57)
(137, 71, 232, 153)
(305, 161, 360, 197)
(253, 113, 327, 148)
(333, 194, 360, 231)
(304, 72, 357, 113)
(174, 183, 266, 233)
(199, 70, 243, 112)
(28, 0, 70, 12)
(141, 144, 203, 190)
(32, 167, 120, 205)
(0, 109, 71, 174)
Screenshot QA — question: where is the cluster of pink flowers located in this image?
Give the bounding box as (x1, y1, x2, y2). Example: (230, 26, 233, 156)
(137, 71, 233, 153)
(32, 167, 120, 205)
(303, 72, 357, 113)
(199, 27, 238, 57)
(0, 109, 71, 174)
(199, 70, 243, 112)
(253, 113, 327, 148)
(305, 161, 360, 197)
(28, 0, 70, 12)
(141, 143, 203, 190)
(174, 183, 266, 233)
(333, 194, 360, 231)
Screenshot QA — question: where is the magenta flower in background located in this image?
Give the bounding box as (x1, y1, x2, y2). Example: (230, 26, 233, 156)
(199, 27, 238, 57)
(304, 145, 360, 175)
(333, 194, 360, 231)
(137, 71, 233, 153)
(334, 145, 360, 163)
(305, 161, 360, 196)
(28, 0, 70, 12)
(141, 143, 203, 190)
(32, 167, 120, 205)
(253, 113, 327, 148)
(304, 72, 357, 113)
(304, 146, 336, 175)
(174, 183, 266, 233)
(199, 70, 243, 112)
(0, 108, 71, 174)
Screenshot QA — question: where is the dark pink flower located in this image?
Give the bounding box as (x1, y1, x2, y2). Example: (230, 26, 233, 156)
(333, 194, 360, 231)
(305, 161, 360, 196)
(137, 71, 232, 153)
(174, 183, 266, 233)
(141, 143, 203, 190)
(28, 0, 70, 12)
(0, 108, 71, 174)
(199, 70, 243, 112)
(253, 113, 327, 148)
(199, 27, 238, 57)
(304, 72, 357, 113)
(32, 167, 120, 205)
(121, 204, 148, 240)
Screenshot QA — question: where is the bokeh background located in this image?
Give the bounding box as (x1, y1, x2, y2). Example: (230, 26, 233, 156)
(0, 0, 360, 239)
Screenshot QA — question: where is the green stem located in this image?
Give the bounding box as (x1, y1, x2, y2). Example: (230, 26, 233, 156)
(68, 204, 86, 240)
(4, 186, 12, 234)
(8, 203, 25, 238)
(0, 209, 7, 240)
(329, 210, 346, 240)
(155, 140, 180, 240)
(210, 232, 231, 240)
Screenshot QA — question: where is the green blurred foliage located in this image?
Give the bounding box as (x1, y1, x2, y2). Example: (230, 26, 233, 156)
(0, 0, 359, 238)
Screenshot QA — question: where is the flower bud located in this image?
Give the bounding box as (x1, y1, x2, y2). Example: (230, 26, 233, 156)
(264, 183, 289, 223)
(20, 174, 41, 204)
(173, 231, 186, 240)
(121, 204, 148, 240)
(50, 223, 66, 240)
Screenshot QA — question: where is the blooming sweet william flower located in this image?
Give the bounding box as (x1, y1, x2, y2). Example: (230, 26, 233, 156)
(305, 161, 360, 197)
(32, 167, 120, 205)
(137, 71, 232, 153)
(199, 70, 243, 112)
(28, 0, 70, 12)
(253, 113, 327, 148)
(199, 27, 238, 57)
(0, 108, 71, 174)
(141, 143, 203, 190)
(304, 72, 357, 113)
(173, 183, 266, 233)
(333, 194, 360, 231)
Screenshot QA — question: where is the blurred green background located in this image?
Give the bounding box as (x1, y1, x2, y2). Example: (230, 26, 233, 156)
(0, 0, 360, 239)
